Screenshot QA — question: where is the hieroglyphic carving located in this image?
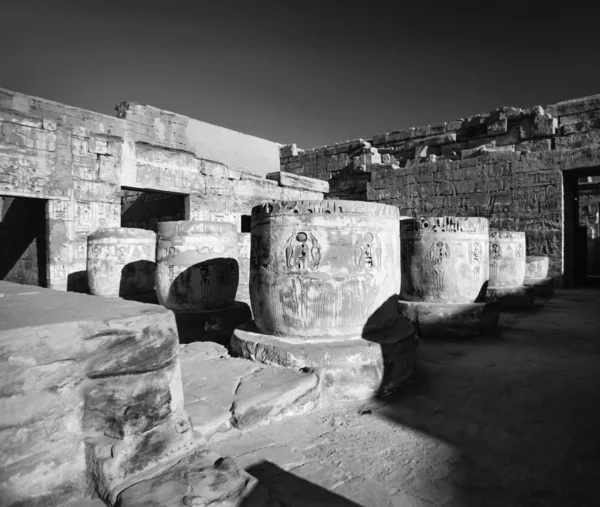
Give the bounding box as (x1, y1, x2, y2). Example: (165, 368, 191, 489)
(284, 232, 322, 271)
(354, 232, 381, 269)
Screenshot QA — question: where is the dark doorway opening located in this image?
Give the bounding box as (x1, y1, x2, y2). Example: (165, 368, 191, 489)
(120, 188, 187, 232)
(563, 167, 600, 288)
(241, 214, 251, 233)
(0, 196, 48, 287)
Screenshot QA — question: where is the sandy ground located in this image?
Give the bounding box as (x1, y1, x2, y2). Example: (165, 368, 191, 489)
(210, 288, 600, 507)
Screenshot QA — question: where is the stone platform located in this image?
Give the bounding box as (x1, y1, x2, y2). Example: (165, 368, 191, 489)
(0, 282, 277, 507)
(486, 285, 535, 311)
(230, 317, 418, 403)
(524, 277, 555, 298)
(175, 302, 252, 346)
(398, 299, 500, 339)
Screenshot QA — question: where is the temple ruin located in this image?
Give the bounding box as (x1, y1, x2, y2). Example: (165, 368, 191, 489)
(1, 86, 600, 506)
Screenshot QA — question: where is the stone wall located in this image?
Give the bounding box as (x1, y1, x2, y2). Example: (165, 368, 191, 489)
(280, 94, 600, 282)
(0, 87, 325, 291)
(579, 177, 600, 276)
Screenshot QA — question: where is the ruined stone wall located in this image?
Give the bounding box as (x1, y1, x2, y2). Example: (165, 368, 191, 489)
(0, 87, 325, 291)
(280, 95, 600, 282)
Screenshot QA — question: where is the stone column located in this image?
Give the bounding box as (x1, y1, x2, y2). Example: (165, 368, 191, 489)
(87, 227, 156, 298)
(486, 230, 534, 310)
(398, 216, 500, 339)
(231, 200, 417, 402)
(524, 255, 554, 297)
(155, 221, 251, 345)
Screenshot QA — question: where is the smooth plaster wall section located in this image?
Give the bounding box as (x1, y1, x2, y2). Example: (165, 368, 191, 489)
(184, 118, 281, 177)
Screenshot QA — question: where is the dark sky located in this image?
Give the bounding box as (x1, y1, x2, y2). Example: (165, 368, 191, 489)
(1, 0, 599, 149)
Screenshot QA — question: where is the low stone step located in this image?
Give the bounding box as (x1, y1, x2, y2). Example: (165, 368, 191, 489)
(180, 343, 318, 440)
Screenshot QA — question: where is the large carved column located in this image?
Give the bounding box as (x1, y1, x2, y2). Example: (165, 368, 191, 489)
(524, 255, 554, 297)
(486, 230, 535, 310)
(398, 217, 500, 338)
(155, 221, 251, 344)
(87, 227, 156, 298)
(231, 200, 417, 402)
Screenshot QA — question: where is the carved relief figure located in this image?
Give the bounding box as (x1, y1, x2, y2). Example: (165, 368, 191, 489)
(516, 243, 523, 258)
(429, 241, 450, 294)
(354, 232, 382, 270)
(284, 232, 321, 271)
(490, 242, 502, 260)
(430, 241, 450, 266)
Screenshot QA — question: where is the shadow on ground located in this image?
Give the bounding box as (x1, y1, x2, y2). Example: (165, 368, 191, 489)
(242, 461, 362, 507)
(371, 288, 600, 507)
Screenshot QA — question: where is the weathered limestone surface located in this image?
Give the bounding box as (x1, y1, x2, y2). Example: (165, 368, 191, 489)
(525, 255, 550, 280)
(488, 230, 526, 288)
(87, 227, 156, 297)
(397, 216, 499, 339)
(0, 87, 326, 292)
(266, 171, 330, 193)
(155, 220, 238, 312)
(236, 232, 251, 307)
(400, 216, 489, 303)
(280, 95, 600, 284)
(250, 200, 401, 338)
(231, 318, 417, 402)
(0, 281, 194, 507)
(180, 342, 318, 439)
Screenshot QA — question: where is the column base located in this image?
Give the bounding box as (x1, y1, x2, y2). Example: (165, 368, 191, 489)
(230, 317, 418, 402)
(175, 302, 252, 346)
(398, 300, 500, 339)
(524, 277, 554, 298)
(486, 285, 535, 311)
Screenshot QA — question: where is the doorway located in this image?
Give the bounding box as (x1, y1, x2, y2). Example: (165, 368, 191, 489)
(0, 195, 48, 287)
(563, 167, 600, 288)
(121, 188, 187, 232)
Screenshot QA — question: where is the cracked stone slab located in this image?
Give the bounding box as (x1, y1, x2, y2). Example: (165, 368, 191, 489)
(231, 367, 318, 428)
(180, 343, 319, 440)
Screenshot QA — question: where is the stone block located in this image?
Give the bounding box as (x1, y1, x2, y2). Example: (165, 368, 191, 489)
(516, 139, 552, 152)
(201, 159, 229, 178)
(0, 282, 194, 506)
(266, 170, 329, 193)
(545, 94, 600, 117)
(523, 276, 554, 298)
(388, 128, 415, 142)
(0, 107, 43, 128)
(230, 316, 418, 402)
(563, 121, 590, 135)
(446, 119, 464, 131)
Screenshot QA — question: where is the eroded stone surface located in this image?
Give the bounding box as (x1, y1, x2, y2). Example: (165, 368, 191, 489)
(525, 255, 550, 280)
(180, 342, 319, 440)
(0, 282, 194, 507)
(400, 216, 489, 303)
(489, 230, 526, 288)
(87, 227, 156, 297)
(250, 200, 401, 338)
(155, 220, 239, 313)
(231, 317, 418, 401)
